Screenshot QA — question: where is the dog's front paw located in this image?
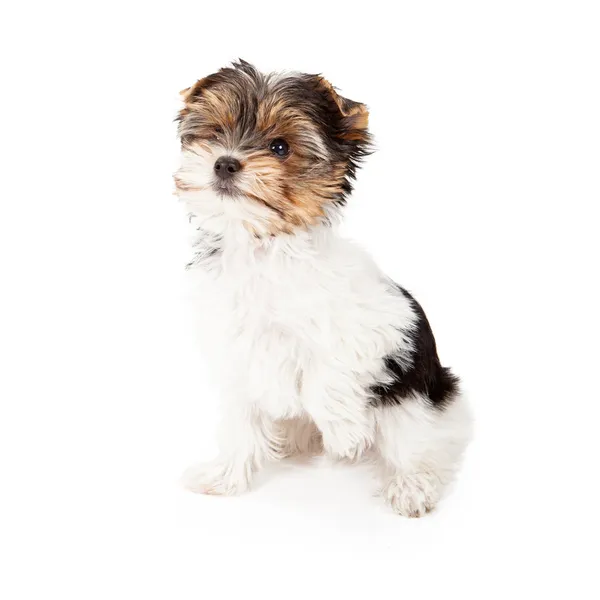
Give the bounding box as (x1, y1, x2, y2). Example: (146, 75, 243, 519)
(381, 472, 441, 518)
(181, 460, 250, 496)
(321, 421, 373, 461)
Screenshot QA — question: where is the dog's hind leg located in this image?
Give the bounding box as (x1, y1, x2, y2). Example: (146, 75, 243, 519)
(374, 394, 472, 517)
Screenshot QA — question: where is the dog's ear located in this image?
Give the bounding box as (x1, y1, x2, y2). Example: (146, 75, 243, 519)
(312, 76, 369, 141)
(179, 77, 210, 103)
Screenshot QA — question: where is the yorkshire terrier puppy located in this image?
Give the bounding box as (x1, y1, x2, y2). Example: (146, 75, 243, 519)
(175, 60, 472, 517)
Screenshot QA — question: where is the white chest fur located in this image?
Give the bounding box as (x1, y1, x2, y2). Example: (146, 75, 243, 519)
(190, 225, 416, 420)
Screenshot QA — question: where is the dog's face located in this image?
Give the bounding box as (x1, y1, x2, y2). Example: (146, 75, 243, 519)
(175, 61, 371, 236)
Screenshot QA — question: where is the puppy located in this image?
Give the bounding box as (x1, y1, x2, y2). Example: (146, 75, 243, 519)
(175, 60, 472, 517)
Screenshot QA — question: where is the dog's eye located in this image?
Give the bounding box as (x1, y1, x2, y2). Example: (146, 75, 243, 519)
(214, 126, 224, 135)
(269, 138, 289, 157)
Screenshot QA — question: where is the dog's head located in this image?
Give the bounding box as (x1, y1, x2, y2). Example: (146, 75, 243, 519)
(175, 60, 371, 236)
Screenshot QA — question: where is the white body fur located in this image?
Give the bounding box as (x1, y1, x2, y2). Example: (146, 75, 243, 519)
(179, 146, 472, 516)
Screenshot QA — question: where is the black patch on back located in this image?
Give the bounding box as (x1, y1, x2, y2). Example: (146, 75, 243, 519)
(369, 286, 459, 410)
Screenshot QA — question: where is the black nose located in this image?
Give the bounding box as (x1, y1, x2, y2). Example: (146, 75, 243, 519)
(214, 156, 241, 179)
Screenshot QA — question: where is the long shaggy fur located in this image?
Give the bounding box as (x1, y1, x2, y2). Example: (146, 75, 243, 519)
(176, 61, 472, 517)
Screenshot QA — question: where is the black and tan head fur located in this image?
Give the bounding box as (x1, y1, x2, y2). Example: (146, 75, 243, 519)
(175, 60, 372, 236)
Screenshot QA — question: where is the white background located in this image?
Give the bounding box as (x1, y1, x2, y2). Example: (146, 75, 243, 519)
(2, 1, 599, 598)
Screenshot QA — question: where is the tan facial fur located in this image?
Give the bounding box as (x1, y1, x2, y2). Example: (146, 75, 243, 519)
(176, 62, 371, 236)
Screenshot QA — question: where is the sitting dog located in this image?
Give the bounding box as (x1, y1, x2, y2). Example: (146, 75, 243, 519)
(175, 60, 472, 517)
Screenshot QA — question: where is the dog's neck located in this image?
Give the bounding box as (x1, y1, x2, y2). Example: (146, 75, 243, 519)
(188, 218, 337, 274)
(221, 220, 334, 259)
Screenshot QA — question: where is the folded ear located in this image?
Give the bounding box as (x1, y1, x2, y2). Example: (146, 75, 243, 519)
(179, 77, 209, 103)
(314, 76, 369, 139)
